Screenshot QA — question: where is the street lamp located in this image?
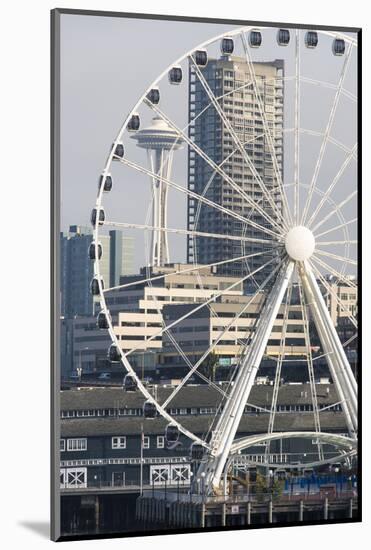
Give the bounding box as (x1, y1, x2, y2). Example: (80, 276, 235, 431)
(334, 467, 340, 496)
(201, 472, 206, 504)
(269, 469, 274, 497)
(189, 471, 194, 504)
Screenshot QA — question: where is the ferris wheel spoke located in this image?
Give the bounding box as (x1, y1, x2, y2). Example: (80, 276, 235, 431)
(103, 219, 276, 246)
(343, 333, 358, 348)
(190, 132, 279, 263)
(299, 76, 357, 102)
(161, 324, 228, 398)
(316, 240, 357, 247)
(215, 125, 357, 157)
(139, 201, 229, 400)
(297, 277, 323, 458)
(314, 249, 357, 267)
(144, 100, 286, 237)
(104, 251, 269, 293)
(301, 42, 354, 225)
(311, 189, 357, 234)
(124, 255, 283, 358)
(119, 157, 282, 241)
(314, 218, 357, 239)
(181, 79, 259, 149)
(296, 128, 357, 157)
(307, 143, 358, 229)
(161, 259, 284, 409)
(310, 255, 357, 289)
(240, 31, 293, 228)
(309, 260, 357, 328)
(190, 55, 287, 234)
(294, 29, 301, 225)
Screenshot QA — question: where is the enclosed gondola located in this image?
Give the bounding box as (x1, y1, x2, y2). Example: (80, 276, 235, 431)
(194, 49, 208, 67)
(332, 38, 345, 56)
(147, 87, 160, 104)
(127, 113, 140, 132)
(90, 277, 104, 296)
(190, 443, 204, 461)
(143, 400, 157, 418)
(249, 30, 262, 48)
(305, 31, 318, 49)
(98, 174, 112, 192)
(220, 37, 234, 55)
(97, 310, 110, 329)
(91, 207, 105, 227)
(107, 343, 121, 363)
(124, 374, 138, 392)
(277, 28, 290, 46)
(88, 241, 102, 260)
(112, 142, 124, 159)
(168, 66, 183, 84)
(165, 424, 179, 444)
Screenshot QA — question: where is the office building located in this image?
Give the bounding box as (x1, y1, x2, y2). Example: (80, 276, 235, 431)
(187, 56, 284, 287)
(60, 226, 134, 318)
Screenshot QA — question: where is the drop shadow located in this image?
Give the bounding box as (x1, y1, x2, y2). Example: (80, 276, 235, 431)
(18, 521, 50, 539)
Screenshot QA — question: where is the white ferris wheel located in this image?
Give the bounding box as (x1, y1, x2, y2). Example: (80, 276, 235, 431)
(90, 25, 358, 495)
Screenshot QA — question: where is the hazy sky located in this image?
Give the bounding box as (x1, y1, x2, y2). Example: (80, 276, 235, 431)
(60, 14, 357, 273)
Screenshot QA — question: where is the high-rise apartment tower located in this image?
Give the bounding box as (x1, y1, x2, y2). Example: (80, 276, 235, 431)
(187, 56, 284, 288)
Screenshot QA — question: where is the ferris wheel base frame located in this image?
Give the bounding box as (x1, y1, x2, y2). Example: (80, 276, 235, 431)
(195, 259, 357, 495)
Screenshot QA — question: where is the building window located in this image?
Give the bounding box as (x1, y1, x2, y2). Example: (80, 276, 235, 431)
(60, 439, 65, 452)
(157, 436, 165, 449)
(200, 407, 216, 414)
(67, 438, 87, 451)
(143, 436, 150, 449)
(112, 436, 126, 449)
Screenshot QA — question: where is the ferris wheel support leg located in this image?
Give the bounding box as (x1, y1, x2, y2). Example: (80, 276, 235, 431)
(300, 261, 357, 435)
(199, 260, 294, 494)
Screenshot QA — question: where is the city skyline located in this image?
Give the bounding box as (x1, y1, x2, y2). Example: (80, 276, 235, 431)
(54, 11, 359, 540)
(60, 15, 357, 274)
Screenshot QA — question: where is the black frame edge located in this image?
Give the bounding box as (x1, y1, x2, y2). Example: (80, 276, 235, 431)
(51, 7, 62, 543)
(50, 9, 362, 541)
(52, 8, 361, 33)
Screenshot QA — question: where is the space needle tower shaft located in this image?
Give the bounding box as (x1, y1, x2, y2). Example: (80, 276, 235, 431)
(132, 116, 184, 267)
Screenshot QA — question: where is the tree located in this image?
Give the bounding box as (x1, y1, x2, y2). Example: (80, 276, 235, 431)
(271, 478, 284, 501)
(255, 473, 268, 502)
(198, 353, 219, 382)
(255, 472, 284, 502)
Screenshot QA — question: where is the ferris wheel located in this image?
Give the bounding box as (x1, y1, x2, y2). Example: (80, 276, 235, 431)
(90, 25, 358, 495)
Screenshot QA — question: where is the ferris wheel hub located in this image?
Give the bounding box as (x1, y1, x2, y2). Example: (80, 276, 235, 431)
(285, 225, 315, 261)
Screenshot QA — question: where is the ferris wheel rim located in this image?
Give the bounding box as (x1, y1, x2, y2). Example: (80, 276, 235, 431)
(91, 24, 358, 462)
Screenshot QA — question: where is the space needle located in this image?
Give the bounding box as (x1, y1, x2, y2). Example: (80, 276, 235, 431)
(131, 116, 184, 267)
